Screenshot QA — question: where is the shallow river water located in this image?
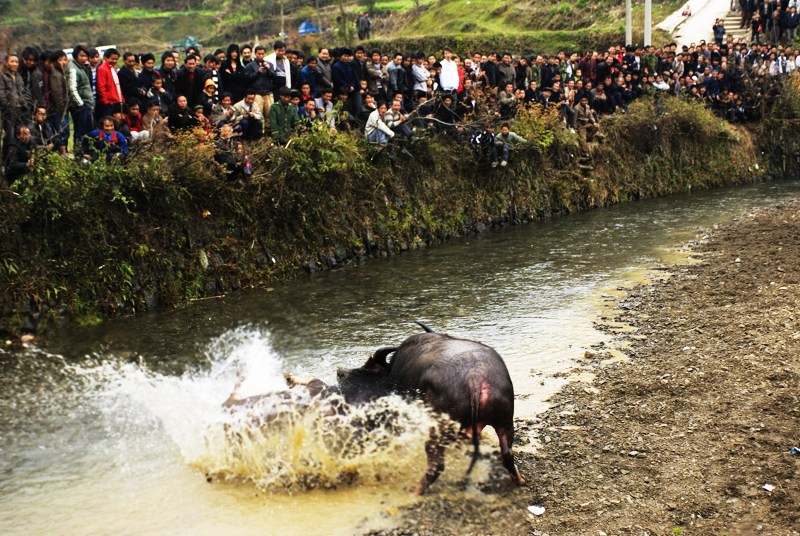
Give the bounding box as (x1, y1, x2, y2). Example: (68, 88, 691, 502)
(2, 180, 799, 535)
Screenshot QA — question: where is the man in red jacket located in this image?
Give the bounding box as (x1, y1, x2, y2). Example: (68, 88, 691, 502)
(96, 48, 123, 124)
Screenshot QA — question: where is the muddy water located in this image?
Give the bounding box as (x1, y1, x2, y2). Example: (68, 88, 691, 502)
(2, 180, 799, 535)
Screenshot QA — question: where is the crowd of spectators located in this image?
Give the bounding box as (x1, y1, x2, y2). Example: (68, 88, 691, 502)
(0, 28, 796, 181)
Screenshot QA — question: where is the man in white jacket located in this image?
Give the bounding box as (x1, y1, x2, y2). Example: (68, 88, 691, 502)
(265, 40, 293, 93)
(439, 47, 459, 93)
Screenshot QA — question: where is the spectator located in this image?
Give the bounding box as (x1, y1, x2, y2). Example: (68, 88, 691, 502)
(19, 47, 39, 92)
(200, 78, 218, 117)
(266, 40, 299, 94)
(470, 123, 497, 165)
(315, 88, 336, 129)
(1, 52, 32, 158)
(241, 44, 253, 67)
(211, 92, 237, 127)
(366, 50, 388, 98)
(233, 90, 264, 140)
(298, 98, 323, 126)
(138, 53, 158, 92)
(365, 100, 394, 146)
(29, 106, 58, 151)
(315, 48, 334, 95)
(214, 123, 245, 177)
(83, 115, 129, 161)
(246, 45, 276, 124)
(332, 48, 359, 101)
(383, 98, 412, 140)
(119, 52, 144, 108)
(194, 105, 212, 136)
(300, 56, 319, 98)
(202, 54, 222, 99)
(96, 48, 123, 121)
(156, 51, 178, 100)
(48, 50, 70, 154)
(713, 19, 726, 47)
(782, 6, 799, 42)
(149, 73, 172, 115)
(574, 95, 600, 141)
(27, 49, 46, 111)
(4, 124, 33, 184)
(87, 48, 101, 101)
(221, 43, 248, 103)
(168, 95, 198, 133)
(497, 53, 516, 88)
(124, 101, 150, 142)
(141, 100, 169, 140)
(175, 54, 206, 108)
(270, 87, 299, 144)
(357, 12, 372, 40)
(493, 122, 526, 167)
(411, 53, 430, 98)
(67, 46, 94, 147)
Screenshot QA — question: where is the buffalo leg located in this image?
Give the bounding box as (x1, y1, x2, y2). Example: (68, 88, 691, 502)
(414, 437, 446, 495)
(496, 426, 525, 485)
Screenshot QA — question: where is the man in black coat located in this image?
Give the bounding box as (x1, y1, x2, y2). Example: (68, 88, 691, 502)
(175, 54, 207, 108)
(4, 125, 33, 185)
(119, 52, 145, 107)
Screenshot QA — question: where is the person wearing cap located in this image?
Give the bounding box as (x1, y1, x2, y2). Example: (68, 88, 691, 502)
(202, 53, 222, 96)
(200, 77, 218, 117)
(538, 86, 555, 106)
(270, 87, 298, 144)
(193, 104, 212, 135)
(233, 89, 263, 140)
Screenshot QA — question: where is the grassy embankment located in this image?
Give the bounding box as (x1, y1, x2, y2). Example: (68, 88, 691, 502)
(2, 0, 680, 54)
(5, 83, 800, 335)
(366, 0, 680, 55)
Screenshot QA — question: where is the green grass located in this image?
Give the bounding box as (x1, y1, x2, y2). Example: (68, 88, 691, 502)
(61, 7, 217, 23)
(373, 0, 432, 11)
(387, 0, 683, 41)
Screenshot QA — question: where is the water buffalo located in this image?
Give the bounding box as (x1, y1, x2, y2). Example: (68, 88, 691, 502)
(337, 322, 525, 494)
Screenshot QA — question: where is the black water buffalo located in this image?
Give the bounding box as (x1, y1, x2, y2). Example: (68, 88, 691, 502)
(337, 322, 525, 494)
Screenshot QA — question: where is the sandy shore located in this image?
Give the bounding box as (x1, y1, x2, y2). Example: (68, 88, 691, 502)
(368, 201, 800, 535)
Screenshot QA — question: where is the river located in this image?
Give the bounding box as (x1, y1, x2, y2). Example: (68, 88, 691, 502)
(2, 180, 798, 535)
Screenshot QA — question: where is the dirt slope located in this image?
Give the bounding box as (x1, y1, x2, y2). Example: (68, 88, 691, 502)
(368, 200, 800, 536)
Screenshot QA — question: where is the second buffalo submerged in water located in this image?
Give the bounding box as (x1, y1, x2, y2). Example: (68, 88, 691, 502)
(337, 322, 525, 494)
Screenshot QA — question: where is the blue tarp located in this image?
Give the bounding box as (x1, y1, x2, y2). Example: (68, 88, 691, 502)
(298, 21, 319, 35)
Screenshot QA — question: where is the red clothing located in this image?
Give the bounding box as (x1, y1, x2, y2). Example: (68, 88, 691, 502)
(97, 61, 124, 106)
(125, 111, 143, 132)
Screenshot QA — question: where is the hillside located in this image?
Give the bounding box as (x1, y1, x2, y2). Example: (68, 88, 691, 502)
(1, 0, 680, 54)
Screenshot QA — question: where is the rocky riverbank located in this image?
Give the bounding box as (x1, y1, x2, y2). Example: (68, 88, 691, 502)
(368, 200, 800, 534)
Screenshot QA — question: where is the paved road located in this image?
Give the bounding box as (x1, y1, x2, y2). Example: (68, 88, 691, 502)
(657, 0, 732, 47)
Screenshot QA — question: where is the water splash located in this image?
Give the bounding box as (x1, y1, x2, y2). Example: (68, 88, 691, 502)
(70, 326, 449, 492)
